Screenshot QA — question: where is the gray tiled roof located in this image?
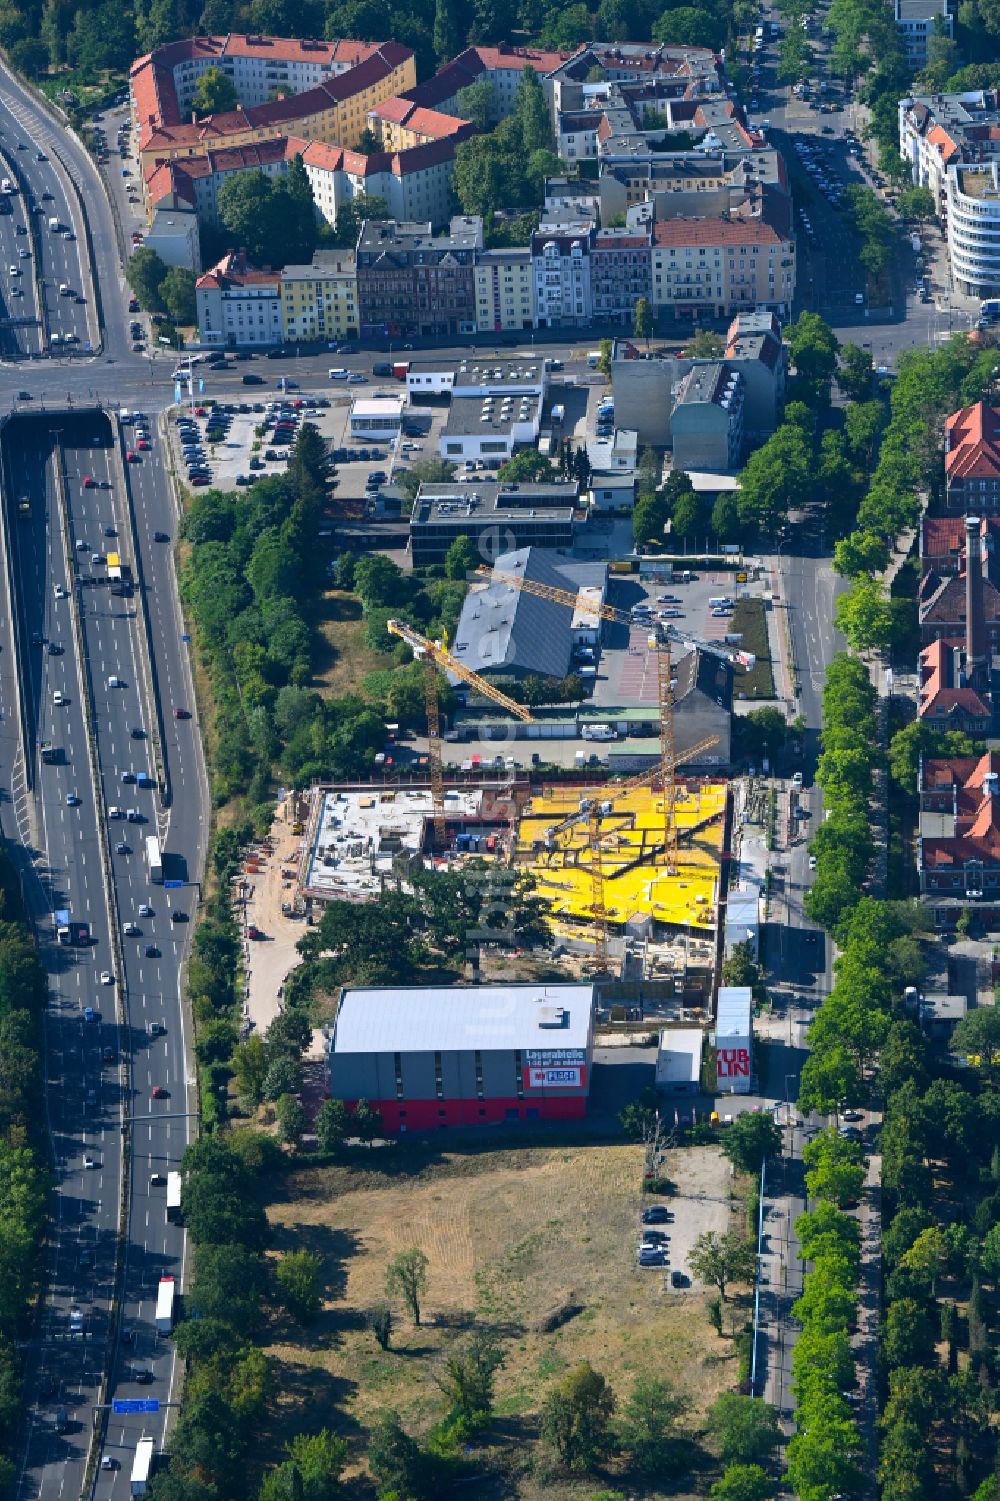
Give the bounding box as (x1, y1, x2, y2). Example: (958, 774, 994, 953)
(452, 547, 606, 680)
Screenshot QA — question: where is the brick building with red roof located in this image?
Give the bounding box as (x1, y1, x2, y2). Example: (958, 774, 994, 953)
(943, 402, 1000, 513)
(919, 752, 1000, 922)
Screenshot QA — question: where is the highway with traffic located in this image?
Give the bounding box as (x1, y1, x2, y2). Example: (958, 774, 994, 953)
(0, 66, 209, 1489)
(0, 397, 207, 1498)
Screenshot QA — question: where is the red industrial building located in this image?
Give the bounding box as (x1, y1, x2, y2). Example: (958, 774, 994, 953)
(327, 982, 595, 1132)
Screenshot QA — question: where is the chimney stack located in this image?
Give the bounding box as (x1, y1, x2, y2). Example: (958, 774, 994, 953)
(966, 516, 988, 690)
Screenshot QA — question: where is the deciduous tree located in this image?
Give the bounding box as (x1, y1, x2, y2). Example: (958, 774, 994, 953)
(540, 1361, 617, 1470)
(386, 1247, 429, 1325)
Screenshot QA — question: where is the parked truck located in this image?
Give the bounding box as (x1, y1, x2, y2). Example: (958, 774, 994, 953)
(131, 1437, 154, 1496)
(155, 1275, 175, 1334)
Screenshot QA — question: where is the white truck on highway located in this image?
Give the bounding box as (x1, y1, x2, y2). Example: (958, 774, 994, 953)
(131, 1436, 154, 1496)
(146, 835, 163, 884)
(155, 1274, 175, 1334)
(48, 216, 61, 232)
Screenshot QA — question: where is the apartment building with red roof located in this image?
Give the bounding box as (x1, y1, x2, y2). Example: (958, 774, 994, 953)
(195, 249, 282, 346)
(919, 751, 1000, 922)
(649, 185, 795, 319)
(132, 37, 416, 167)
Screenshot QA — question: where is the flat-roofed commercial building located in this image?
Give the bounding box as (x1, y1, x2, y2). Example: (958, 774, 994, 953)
(409, 481, 580, 566)
(328, 982, 595, 1131)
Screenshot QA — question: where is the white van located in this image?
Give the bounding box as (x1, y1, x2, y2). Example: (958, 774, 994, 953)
(107, 675, 123, 688)
(59, 282, 71, 296)
(586, 350, 601, 368)
(582, 723, 616, 741)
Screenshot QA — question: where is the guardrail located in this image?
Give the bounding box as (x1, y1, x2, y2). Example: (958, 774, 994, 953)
(114, 421, 169, 807)
(50, 436, 132, 1501)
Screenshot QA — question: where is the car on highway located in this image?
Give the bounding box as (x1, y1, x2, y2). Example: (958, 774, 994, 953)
(84, 1155, 96, 1169)
(145, 944, 160, 958)
(100, 970, 114, 985)
(138, 904, 154, 917)
(47, 641, 62, 655)
(123, 921, 140, 936)
(83, 1007, 97, 1023)
(53, 690, 66, 705)
(170, 910, 188, 922)
(174, 707, 190, 718)
(65, 793, 80, 806)
(151, 1085, 168, 1099)
(130, 725, 145, 738)
(125, 449, 138, 462)
(153, 531, 169, 542)
(131, 1368, 154, 1384)
(115, 840, 130, 854)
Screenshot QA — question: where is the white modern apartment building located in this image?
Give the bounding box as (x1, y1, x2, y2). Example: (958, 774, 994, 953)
(894, 0, 954, 67)
(946, 162, 1000, 295)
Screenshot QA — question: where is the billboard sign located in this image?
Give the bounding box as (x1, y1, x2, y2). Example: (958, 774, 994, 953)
(525, 1048, 586, 1068)
(717, 1047, 750, 1083)
(524, 1065, 585, 1090)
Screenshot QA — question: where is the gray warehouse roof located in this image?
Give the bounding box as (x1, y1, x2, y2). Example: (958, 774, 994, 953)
(331, 982, 595, 1055)
(452, 547, 607, 680)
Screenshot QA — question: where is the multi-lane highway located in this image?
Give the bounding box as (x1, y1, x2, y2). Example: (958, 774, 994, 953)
(0, 406, 207, 1499)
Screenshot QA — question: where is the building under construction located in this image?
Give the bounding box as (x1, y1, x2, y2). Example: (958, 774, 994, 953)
(516, 778, 727, 965)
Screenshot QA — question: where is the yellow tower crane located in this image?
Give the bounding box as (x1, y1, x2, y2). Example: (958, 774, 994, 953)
(386, 619, 533, 849)
(474, 563, 747, 873)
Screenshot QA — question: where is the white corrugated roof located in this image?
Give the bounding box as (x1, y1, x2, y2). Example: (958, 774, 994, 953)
(717, 986, 752, 1038)
(332, 982, 594, 1054)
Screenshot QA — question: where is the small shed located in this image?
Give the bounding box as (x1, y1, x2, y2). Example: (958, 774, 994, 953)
(655, 1027, 703, 1094)
(724, 890, 760, 959)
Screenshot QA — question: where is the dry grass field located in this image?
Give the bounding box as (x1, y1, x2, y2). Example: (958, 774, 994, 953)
(314, 590, 386, 697)
(261, 1140, 739, 1497)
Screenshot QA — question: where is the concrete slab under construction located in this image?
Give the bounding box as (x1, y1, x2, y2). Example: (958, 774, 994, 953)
(301, 783, 522, 901)
(515, 782, 726, 941)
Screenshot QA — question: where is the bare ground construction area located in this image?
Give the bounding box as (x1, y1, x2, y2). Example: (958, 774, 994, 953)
(261, 1140, 737, 1498)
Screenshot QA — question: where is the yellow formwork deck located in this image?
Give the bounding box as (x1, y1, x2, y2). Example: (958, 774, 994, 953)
(515, 782, 727, 935)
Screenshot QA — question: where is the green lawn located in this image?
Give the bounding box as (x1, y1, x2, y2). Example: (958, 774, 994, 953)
(729, 599, 775, 700)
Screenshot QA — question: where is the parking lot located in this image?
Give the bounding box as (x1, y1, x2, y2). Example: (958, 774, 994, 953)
(590, 567, 766, 709)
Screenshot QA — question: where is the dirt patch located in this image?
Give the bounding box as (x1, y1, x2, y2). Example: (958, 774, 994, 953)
(262, 1141, 738, 1496)
(314, 591, 386, 698)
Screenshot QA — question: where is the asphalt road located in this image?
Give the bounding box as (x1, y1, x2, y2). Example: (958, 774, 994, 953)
(1, 404, 207, 1499)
